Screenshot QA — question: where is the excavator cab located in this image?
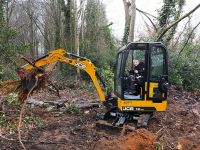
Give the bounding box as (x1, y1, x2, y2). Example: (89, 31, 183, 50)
(115, 42, 168, 110)
(106, 42, 169, 126)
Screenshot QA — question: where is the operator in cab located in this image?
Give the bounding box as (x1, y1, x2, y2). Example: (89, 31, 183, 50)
(128, 59, 145, 96)
(132, 59, 145, 76)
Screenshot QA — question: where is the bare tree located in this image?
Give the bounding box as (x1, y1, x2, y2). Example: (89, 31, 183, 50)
(123, 0, 136, 43)
(74, 0, 86, 83)
(9, 0, 46, 58)
(4, 0, 16, 26)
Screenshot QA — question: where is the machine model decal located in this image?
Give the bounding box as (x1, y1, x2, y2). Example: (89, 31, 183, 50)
(122, 107, 144, 111)
(75, 62, 86, 69)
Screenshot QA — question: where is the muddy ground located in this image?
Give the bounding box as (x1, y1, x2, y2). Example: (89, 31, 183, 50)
(0, 87, 200, 150)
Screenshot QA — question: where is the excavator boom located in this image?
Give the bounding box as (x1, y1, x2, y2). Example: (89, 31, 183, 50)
(22, 49, 106, 102)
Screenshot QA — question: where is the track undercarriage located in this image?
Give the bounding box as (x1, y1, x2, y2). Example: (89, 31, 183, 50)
(96, 107, 153, 131)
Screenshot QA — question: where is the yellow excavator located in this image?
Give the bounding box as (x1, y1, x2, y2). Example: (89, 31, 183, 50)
(15, 42, 169, 127)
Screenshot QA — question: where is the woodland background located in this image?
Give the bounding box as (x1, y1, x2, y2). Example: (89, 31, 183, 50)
(0, 1, 200, 149)
(0, 0, 200, 90)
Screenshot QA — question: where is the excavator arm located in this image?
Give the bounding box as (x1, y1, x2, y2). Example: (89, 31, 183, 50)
(22, 49, 106, 102)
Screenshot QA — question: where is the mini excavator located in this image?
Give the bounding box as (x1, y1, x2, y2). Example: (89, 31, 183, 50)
(14, 42, 169, 127)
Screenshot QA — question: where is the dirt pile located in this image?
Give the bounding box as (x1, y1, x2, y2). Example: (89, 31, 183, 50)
(148, 86, 200, 149)
(177, 137, 200, 150)
(93, 128, 156, 150)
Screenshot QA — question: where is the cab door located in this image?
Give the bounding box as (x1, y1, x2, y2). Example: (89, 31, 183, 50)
(114, 52, 124, 99)
(147, 44, 168, 102)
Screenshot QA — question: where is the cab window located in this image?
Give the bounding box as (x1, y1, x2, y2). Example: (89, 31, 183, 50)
(150, 46, 165, 80)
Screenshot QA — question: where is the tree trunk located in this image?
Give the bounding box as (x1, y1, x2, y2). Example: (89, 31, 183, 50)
(123, 0, 136, 44)
(128, 0, 136, 42)
(74, 0, 81, 84)
(122, 0, 130, 44)
(55, 0, 61, 49)
(123, 0, 130, 27)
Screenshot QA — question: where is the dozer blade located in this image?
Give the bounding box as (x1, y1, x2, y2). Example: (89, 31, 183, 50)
(96, 120, 122, 133)
(137, 113, 152, 127)
(96, 120, 136, 134)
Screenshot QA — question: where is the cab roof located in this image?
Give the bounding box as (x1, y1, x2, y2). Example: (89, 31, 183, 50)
(118, 42, 166, 53)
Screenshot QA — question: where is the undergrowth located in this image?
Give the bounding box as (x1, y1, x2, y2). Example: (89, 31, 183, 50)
(0, 93, 42, 132)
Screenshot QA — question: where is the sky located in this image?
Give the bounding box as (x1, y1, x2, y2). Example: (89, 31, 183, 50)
(102, 0, 200, 40)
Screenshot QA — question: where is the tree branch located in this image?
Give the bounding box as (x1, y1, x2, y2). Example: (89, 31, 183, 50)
(136, 8, 157, 32)
(157, 3, 200, 41)
(136, 8, 156, 18)
(172, 17, 191, 48)
(178, 21, 200, 57)
(139, 11, 152, 35)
